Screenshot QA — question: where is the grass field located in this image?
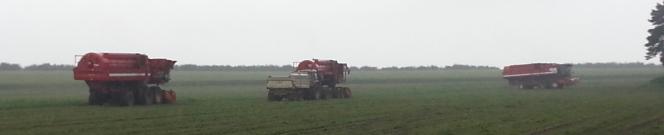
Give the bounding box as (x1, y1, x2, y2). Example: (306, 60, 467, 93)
(1, 68, 664, 135)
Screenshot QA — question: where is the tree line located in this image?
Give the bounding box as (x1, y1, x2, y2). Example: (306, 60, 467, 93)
(0, 62, 660, 71)
(0, 63, 500, 71)
(175, 64, 296, 71)
(574, 62, 660, 68)
(0, 63, 74, 71)
(175, 64, 502, 71)
(177, 64, 502, 71)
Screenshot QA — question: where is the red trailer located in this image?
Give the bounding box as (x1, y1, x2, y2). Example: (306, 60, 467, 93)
(73, 53, 177, 106)
(502, 63, 578, 89)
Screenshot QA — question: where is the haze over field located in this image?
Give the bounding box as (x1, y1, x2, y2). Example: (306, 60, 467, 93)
(0, 0, 660, 67)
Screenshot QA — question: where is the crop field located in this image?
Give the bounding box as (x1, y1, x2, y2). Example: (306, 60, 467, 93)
(2, 68, 664, 135)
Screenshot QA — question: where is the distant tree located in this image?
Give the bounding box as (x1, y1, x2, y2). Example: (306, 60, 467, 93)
(173, 64, 504, 71)
(349, 66, 360, 71)
(645, 1, 664, 65)
(415, 65, 439, 70)
(574, 62, 660, 68)
(359, 66, 379, 71)
(173, 65, 294, 71)
(380, 66, 400, 71)
(444, 64, 499, 70)
(23, 63, 74, 71)
(0, 62, 21, 71)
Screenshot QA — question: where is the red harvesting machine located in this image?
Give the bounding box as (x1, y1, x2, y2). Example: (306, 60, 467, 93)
(295, 59, 350, 87)
(502, 63, 578, 89)
(266, 59, 351, 101)
(73, 53, 177, 106)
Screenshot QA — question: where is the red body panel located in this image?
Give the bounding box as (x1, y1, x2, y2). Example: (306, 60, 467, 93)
(296, 59, 349, 86)
(73, 53, 176, 84)
(502, 63, 559, 78)
(502, 63, 577, 89)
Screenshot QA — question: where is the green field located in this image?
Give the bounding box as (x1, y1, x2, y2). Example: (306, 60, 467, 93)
(1, 68, 664, 135)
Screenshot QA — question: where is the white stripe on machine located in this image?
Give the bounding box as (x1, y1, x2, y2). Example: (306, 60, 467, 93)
(503, 71, 557, 78)
(109, 73, 148, 77)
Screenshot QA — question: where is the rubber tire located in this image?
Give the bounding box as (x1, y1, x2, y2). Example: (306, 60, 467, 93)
(96, 92, 109, 105)
(336, 88, 344, 99)
(268, 91, 278, 101)
(144, 88, 154, 105)
(303, 90, 314, 100)
(152, 87, 163, 104)
(520, 84, 534, 90)
(88, 90, 99, 105)
(544, 83, 554, 89)
(333, 88, 342, 99)
(287, 93, 302, 101)
(555, 83, 565, 89)
(319, 88, 329, 100)
(313, 89, 322, 100)
(549, 83, 558, 89)
(344, 88, 352, 98)
(162, 90, 176, 104)
(117, 91, 135, 106)
(135, 88, 153, 105)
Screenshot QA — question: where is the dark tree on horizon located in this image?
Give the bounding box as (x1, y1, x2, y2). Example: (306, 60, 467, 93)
(645, 1, 664, 65)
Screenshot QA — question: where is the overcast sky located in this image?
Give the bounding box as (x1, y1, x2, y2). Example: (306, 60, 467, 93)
(0, 0, 661, 67)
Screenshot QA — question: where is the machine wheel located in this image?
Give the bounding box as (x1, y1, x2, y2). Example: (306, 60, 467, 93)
(333, 88, 342, 99)
(287, 93, 303, 101)
(519, 84, 534, 90)
(548, 83, 558, 89)
(115, 91, 135, 106)
(334, 88, 343, 99)
(268, 91, 279, 101)
(343, 87, 352, 98)
(313, 89, 322, 100)
(555, 83, 565, 89)
(544, 83, 553, 89)
(150, 87, 163, 104)
(136, 87, 154, 105)
(88, 94, 96, 105)
(303, 90, 313, 100)
(135, 90, 145, 105)
(154, 90, 163, 104)
(543, 82, 564, 89)
(144, 88, 155, 105)
(88, 89, 101, 105)
(320, 88, 330, 100)
(162, 90, 177, 104)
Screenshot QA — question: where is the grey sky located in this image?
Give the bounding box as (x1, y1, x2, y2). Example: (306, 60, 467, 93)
(0, 0, 660, 67)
